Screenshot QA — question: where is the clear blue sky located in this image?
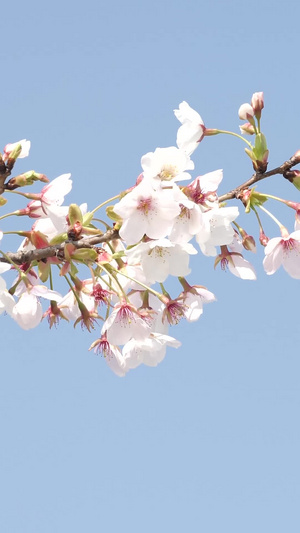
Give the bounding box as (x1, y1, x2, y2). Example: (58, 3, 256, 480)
(1, 0, 300, 531)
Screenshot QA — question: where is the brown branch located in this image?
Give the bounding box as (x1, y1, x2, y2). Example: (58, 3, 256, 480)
(218, 153, 300, 203)
(0, 228, 119, 266)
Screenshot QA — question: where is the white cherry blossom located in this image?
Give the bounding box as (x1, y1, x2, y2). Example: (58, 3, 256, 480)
(12, 292, 44, 330)
(0, 266, 15, 317)
(3, 139, 31, 160)
(126, 238, 197, 283)
(196, 206, 239, 256)
(114, 178, 181, 245)
(123, 333, 181, 370)
(91, 337, 127, 377)
(168, 184, 205, 243)
(141, 146, 194, 183)
(102, 302, 151, 346)
(263, 230, 300, 278)
(58, 287, 96, 321)
(180, 286, 216, 322)
(27, 173, 72, 218)
(10, 275, 62, 330)
(174, 101, 206, 155)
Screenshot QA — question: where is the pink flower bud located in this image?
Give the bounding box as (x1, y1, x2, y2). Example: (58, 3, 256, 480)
(238, 103, 255, 122)
(251, 92, 264, 119)
(242, 234, 256, 252)
(259, 230, 269, 247)
(239, 122, 255, 135)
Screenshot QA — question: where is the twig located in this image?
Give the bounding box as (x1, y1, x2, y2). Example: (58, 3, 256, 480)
(0, 228, 119, 265)
(218, 154, 299, 203)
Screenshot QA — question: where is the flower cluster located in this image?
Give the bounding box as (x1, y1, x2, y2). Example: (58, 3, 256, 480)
(0, 94, 300, 376)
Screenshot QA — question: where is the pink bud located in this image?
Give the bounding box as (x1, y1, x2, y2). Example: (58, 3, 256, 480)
(238, 103, 254, 121)
(239, 122, 255, 135)
(242, 234, 256, 252)
(251, 92, 264, 119)
(259, 230, 269, 247)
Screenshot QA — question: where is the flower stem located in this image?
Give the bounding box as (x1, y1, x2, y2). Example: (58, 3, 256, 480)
(90, 195, 121, 215)
(215, 129, 253, 149)
(258, 204, 285, 231)
(0, 211, 20, 221)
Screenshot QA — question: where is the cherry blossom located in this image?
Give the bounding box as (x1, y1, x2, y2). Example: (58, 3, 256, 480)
(90, 336, 127, 377)
(263, 230, 300, 278)
(0, 266, 15, 317)
(196, 206, 239, 256)
(174, 101, 206, 155)
(26, 173, 72, 218)
(216, 249, 257, 280)
(123, 333, 181, 370)
(3, 139, 31, 160)
(168, 184, 205, 243)
(11, 292, 44, 330)
(126, 238, 197, 283)
(185, 169, 223, 208)
(10, 274, 62, 330)
(141, 146, 194, 183)
(101, 301, 151, 346)
(58, 284, 97, 321)
(178, 285, 216, 322)
(113, 178, 181, 245)
(0, 288, 15, 317)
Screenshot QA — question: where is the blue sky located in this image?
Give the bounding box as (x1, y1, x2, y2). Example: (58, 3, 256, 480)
(1, 0, 300, 531)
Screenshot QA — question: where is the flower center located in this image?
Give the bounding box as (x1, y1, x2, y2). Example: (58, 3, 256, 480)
(137, 196, 153, 215)
(159, 164, 178, 181)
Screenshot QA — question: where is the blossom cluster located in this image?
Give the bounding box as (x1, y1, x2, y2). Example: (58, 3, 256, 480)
(0, 93, 300, 376)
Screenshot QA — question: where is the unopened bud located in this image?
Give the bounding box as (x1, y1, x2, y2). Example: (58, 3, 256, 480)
(238, 103, 255, 126)
(259, 230, 269, 247)
(6, 143, 22, 161)
(0, 196, 7, 206)
(71, 248, 98, 262)
(251, 92, 264, 119)
(50, 232, 68, 245)
(253, 155, 268, 173)
(239, 123, 255, 135)
(250, 133, 269, 173)
(243, 234, 256, 252)
(5, 171, 49, 189)
(68, 204, 83, 226)
(106, 205, 122, 222)
(239, 228, 256, 252)
(30, 230, 49, 249)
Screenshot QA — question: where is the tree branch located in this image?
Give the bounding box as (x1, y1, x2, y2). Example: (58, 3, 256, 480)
(218, 153, 300, 203)
(0, 228, 119, 265)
